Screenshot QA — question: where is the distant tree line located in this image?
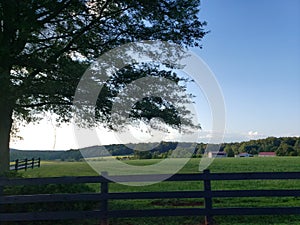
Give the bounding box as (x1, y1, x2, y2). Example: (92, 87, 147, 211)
(10, 149, 83, 162)
(10, 137, 300, 161)
(221, 136, 300, 157)
(131, 137, 300, 159)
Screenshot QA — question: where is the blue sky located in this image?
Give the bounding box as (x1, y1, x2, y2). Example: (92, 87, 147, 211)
(195, 0, 300, 141)
(12, 0, 300, 150)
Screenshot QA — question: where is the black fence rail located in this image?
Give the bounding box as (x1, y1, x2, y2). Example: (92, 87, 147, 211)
(0, 170, 299, 225)
(10, 158, 41, 171)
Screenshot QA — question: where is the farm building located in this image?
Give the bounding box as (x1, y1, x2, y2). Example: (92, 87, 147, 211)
(208, 151, 227, 158)
(237, 153, 253, 157)
(258, 152, 276, 157)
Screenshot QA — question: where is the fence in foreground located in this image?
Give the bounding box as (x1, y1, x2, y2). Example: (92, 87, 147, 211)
(0, 170, 299, 225)
(10, 158, 41, 171)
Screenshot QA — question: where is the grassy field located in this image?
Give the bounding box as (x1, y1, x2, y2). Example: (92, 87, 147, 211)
(18, 157, 300, 225)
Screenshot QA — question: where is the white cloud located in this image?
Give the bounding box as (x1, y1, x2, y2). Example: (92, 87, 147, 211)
(248, 131, 259, 137)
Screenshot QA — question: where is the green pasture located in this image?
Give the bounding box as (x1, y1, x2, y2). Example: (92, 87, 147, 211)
(18, 157, 300, 225)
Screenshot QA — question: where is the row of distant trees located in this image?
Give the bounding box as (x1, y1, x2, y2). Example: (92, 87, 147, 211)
(222, 136, 300, 157)
(132, 136, 300, 159)
(10, 149, 82, 162)
(11, 137, 300, 161)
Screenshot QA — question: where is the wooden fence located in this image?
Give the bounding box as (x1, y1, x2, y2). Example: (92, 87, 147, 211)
(10, 158, 41, 171)
(0, 170, 299, 225)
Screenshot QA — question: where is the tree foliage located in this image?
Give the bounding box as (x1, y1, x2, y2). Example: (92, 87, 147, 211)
(1, 0, 206, 122)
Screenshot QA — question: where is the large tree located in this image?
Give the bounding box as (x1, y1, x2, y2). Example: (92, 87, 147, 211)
(0, 0, 206, 172)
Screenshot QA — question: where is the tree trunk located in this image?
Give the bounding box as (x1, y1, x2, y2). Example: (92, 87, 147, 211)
(0, 106, 13, 173)
(0, 61, 14, 173)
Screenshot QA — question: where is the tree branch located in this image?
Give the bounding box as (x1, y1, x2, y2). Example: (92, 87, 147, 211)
(17, 101, 71, 108)
(37, 0, 73, 24)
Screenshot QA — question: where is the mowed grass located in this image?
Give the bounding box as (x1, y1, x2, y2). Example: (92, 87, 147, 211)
(19, 157, 300, 225)
(23, 157, 300, 177)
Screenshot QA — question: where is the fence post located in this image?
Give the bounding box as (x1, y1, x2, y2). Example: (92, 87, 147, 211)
(38, 158, 41, 168)
(203, 169, 213, 225)
(100, 172, 109, 225)
(15, 159, 19, 171)
(31, 158, 34, 169)
(0, 179, 4, 225)
(24, 158, 28, 171)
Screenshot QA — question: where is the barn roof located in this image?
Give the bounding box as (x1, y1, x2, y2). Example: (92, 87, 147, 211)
(258, 152, 276, 156)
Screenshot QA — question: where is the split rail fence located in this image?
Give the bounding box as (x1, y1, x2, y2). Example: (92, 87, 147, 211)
(10, 158, 41, 171)
(0, 170, 299, 225)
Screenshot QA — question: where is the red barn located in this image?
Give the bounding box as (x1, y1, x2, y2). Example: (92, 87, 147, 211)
(258, 152, 276, 157)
